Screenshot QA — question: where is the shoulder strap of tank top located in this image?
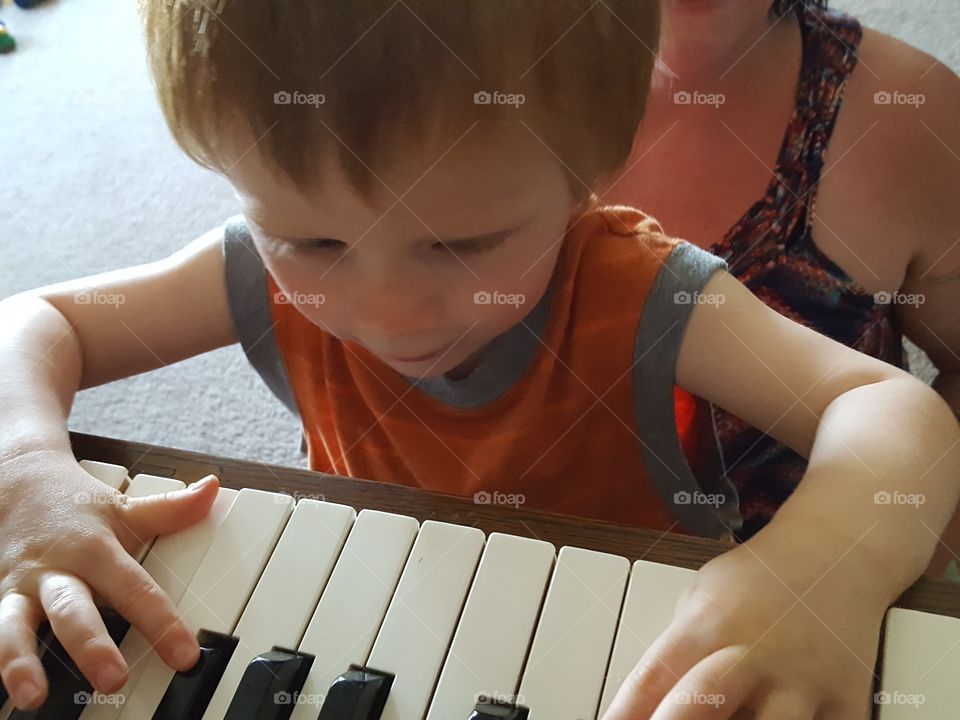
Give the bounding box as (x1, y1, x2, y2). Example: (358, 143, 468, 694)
(774, 7, 863, 215)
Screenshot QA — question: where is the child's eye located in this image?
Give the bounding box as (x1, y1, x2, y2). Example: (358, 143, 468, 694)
(434, 237, 506, 256)
(298, 239, 345, 252)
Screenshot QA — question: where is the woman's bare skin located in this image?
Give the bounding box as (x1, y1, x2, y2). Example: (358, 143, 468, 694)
(599, 0, 960, 573)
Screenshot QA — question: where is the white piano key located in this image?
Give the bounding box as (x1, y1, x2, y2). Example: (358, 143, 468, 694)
(80, 485, 239, 720)
(201, 499, 356, 719)
(877, 607, 960, 719)
(598, 559, 697, 717)
(79, 460, 129, 490)
(368, 520, 485, 720)
(115, 488, 294, 720)
(518, 546, 629, 720)
(289, 509, 419, 720)
(426, 533, 555, 720)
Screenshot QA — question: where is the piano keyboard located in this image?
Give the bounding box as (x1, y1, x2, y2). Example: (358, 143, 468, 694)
(1, 457, 958, 720)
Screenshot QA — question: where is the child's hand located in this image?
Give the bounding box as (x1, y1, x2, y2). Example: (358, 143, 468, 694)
(602, 539, 886, 719)
(0, 448, 218, 710)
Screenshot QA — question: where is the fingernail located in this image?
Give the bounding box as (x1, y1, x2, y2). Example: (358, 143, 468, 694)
(13, 678, 41, 708)
(95, 662, 124, 694)
(189, 475, 216, 491)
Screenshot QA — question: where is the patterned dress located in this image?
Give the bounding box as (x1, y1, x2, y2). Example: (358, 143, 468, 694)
(708, 7, 907, 541)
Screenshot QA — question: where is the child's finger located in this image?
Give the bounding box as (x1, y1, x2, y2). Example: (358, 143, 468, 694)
(83, 542, 199, 673)
(601, 625, 713, 720)
(110, 475, 219, 548)
(754, 690, 816, 720)
(0, 591, 47, 710)
(36, 570, 129, 695)
(650, 645, 757, 720)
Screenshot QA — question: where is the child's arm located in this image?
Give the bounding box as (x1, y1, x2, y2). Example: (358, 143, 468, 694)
(604, 268, 960, 719)
(0, 227, 236, 709)
(24, 226, 238, 388)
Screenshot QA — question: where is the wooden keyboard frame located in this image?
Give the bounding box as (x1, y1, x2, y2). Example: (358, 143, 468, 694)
(70, 431, 960, 620)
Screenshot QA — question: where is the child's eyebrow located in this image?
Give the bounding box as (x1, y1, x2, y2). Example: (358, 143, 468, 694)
(437, 225, 522, 245)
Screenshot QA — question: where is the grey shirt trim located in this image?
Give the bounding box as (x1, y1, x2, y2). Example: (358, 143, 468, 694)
(221, 215, 300, 420)
(633, 242, 742, 538)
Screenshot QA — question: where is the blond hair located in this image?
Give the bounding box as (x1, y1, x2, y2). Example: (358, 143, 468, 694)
(140, 0, 660, 202)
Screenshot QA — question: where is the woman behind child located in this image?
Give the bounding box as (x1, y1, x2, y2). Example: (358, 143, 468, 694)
(599, 0, 960, 555)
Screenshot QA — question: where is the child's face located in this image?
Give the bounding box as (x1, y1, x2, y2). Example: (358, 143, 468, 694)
(228, 128, 581, 378)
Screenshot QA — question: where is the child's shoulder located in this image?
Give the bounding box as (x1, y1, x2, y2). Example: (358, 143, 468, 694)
(565, 204, 727, 327)
(571, 202, 686, 256)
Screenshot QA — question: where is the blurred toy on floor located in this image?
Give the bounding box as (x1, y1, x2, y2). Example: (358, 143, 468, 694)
(0, 19, 14, 53)
(0, 0, 54, 54)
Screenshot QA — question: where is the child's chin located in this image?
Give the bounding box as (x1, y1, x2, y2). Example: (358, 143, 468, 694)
(379, 353, 451, 377)
(388, 344, 488, 380)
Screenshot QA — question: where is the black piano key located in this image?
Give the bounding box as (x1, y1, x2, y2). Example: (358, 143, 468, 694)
(468, 696, 530, 719)
(222, 646, 314, 720)
(152, 628, 238, 720)
(10, 610, 129, 720)
(317, 664, 394, 720)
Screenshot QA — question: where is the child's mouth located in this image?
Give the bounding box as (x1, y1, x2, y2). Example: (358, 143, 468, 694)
(385, 349, 444, 364)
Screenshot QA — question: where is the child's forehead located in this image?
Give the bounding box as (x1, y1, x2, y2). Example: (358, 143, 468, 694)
(227, 129, 569, 234)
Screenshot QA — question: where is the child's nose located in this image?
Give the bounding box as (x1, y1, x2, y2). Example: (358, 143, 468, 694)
(352, 288, 441, 338)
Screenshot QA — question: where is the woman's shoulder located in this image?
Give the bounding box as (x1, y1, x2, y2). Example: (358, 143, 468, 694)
(834, 25, 960, 183)
(810, 24, 960, 291)
(831, 25, 959, 187)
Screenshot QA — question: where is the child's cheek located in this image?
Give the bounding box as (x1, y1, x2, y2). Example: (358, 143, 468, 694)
(260, 256, 341, 325)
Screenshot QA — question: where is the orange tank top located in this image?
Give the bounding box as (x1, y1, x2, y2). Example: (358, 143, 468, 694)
(261, 205, 736, 536)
